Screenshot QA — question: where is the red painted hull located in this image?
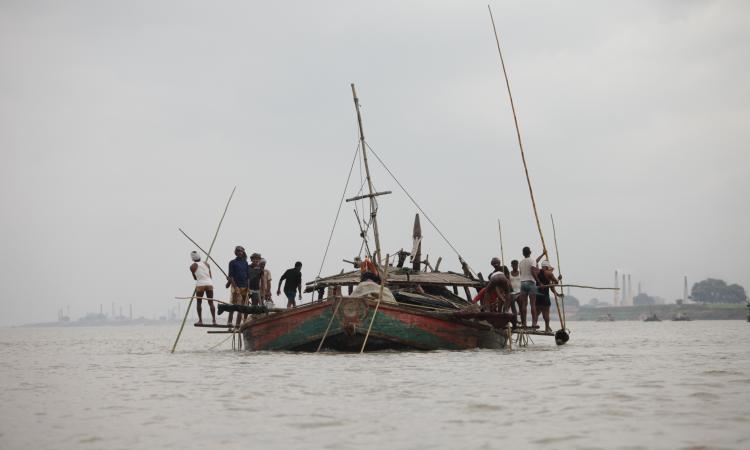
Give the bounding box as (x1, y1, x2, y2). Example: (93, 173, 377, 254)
(239, 296, 509, 351)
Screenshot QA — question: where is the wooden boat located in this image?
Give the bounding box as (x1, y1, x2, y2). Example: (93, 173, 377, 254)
(672, 312, 691, 321)
(596, 313, 615, 322)
(239, 85, 513, 352)
(643, 313, 661, 322)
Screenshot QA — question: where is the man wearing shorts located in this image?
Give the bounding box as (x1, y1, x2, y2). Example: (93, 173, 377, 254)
(536, 261, 559, 333)
(189, 250, 216, 325)
(226, 246, 250, 328)
(518, 246, 545, 328)
(277, 261, 303, 308)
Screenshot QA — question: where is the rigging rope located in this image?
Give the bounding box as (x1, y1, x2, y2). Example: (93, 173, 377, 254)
(315, 144, 361, 280)
(365, 142, 469, 267)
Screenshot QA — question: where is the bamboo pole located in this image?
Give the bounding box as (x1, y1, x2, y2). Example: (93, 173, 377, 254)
(351, 83, 383, 267)
(488, 5, 548, 257)
(171, 186, 236, 353)
(360, 254, 390, 353)
(550, 214, 565, 330)
(178, 228, 229, 278)
(497, 218, 506, 267)
(538, 284, 619, 290)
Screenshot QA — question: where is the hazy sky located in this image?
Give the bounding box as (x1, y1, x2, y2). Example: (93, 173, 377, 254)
(1, 1, 748, 326)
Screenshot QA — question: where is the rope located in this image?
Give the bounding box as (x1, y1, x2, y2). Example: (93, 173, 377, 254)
(360, 254, 390, 353)
(315, 144, 361, 280)
(365, 143, 468, 265)
(207, 333, 233, 351)
(316, 297, 343, 353)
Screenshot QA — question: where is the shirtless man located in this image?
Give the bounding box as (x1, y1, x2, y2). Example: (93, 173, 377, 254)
(518, 246, 546, 328)
(480, 271, 514, 316)
(536, 261, 560, 333)
(190, 250, 216, 325)
(488, 257, 516, 317)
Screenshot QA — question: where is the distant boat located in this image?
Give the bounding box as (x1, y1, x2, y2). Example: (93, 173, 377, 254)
(596, 313, 615, 322)
(644, 313, 661, 322)
(672, 312, 691, 321)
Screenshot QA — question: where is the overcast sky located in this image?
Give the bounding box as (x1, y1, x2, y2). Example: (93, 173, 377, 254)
(1, 1, 748, 326)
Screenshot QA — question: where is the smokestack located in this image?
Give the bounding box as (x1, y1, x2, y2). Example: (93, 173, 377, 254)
(622, 274, 627, 306)
(627, 275, 632, 305)
(614, 270, 619, 306)
(683, 276, 688, 303)
(638, 282, 641, 295)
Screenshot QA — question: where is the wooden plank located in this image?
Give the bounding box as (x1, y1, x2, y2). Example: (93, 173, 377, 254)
(194, 323, 232, 328)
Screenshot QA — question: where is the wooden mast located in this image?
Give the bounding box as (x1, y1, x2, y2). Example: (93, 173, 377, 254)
(350, 83, 384, 267)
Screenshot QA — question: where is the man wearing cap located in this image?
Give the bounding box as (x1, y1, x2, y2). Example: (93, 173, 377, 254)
(248, 253, 263, 307)
(536, 260, 560, 333)
(226, 246, 250, 328)
(190, 251, 216, 325)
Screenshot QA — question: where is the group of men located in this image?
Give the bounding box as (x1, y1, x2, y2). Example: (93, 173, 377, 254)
(188, 246, 304, 327)
(476, 246, 561, 332)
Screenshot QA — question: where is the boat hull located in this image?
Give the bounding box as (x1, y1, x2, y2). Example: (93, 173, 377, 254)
(239, 296, 508, 351)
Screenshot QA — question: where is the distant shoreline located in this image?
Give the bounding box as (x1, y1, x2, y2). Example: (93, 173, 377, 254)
(572, 303, 747, 321)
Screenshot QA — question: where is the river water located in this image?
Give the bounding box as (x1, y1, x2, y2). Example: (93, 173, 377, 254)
(1, 321, 748, 449)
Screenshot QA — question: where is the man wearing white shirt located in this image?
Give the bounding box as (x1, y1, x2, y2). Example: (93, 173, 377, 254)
(518, 246, 545, 328)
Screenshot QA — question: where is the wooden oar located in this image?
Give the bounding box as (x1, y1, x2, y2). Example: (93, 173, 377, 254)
(171, 186, 236, 353)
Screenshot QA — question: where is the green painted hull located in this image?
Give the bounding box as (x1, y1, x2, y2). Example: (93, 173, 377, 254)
(240, 296, 507, 352)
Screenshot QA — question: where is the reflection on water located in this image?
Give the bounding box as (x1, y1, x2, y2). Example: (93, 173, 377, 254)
(1, 322, 749, 449)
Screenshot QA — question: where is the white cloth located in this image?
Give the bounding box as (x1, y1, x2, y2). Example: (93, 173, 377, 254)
(349, 280, 397, 304)
(510, 274, 522, 293)
(519, 257, 536, 282)
(194, 261, 212, 286)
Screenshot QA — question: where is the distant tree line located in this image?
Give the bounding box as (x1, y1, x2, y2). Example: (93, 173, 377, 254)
(691, 278, 747, 304)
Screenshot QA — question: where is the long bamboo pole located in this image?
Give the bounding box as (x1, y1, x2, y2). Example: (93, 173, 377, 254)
(550, 214, 565, 329)
(178, 228, 229, 279)
(497, 218, 506, 267)
(488, 5, 548, 257)
(351, 83, 383, 267)
(171, 186, 236, 353)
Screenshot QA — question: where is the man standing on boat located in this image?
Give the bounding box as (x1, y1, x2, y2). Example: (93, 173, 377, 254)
(248, 253, 263, 307)
(259, 258, 272, 303)
(277, 261, 303, 308)
(518, 246, 545, 328)
(226, 246, 250, 329)
(536, 261, 559, 333)
(190, 250, 216, 325)
(509, 260, 522, 295)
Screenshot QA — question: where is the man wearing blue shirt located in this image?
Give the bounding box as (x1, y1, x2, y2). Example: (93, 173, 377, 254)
(226, 245, 249, 329)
